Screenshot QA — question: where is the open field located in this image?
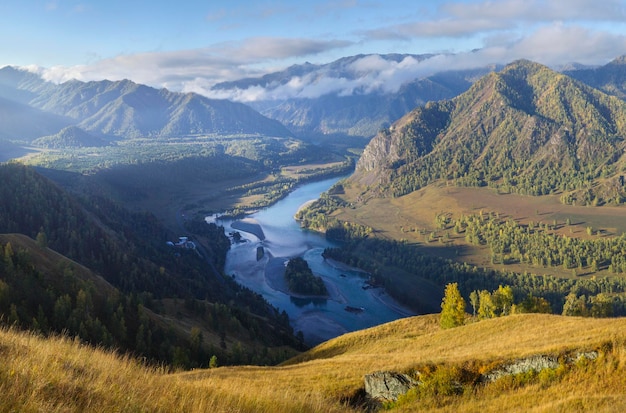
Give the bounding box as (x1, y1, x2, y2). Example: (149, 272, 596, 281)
(334, 182, 626, 279)
(5, 313, 626, 412)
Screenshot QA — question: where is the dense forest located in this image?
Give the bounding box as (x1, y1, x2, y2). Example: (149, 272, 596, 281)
(322, 237, 626, 318)
(284, 257, 328, 296)
(356, 60, 626, 205)
(0, 163, 304, 368)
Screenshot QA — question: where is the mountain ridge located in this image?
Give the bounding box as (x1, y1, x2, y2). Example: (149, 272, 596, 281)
(354, 59, 626, 205)
(0, 67, 292, 142)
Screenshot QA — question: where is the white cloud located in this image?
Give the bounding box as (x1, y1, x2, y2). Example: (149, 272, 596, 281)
(37, 36, 353, 89)
(26, 1, 626, 104)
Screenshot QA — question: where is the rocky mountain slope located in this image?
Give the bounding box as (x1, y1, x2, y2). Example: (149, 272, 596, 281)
(354, 59, 626, 205)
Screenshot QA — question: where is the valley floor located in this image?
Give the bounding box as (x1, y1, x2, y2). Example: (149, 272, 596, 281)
(335, 182, 626, 279)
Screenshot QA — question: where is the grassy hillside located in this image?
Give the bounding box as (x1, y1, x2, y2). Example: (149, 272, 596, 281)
(3, 313, 626, 412)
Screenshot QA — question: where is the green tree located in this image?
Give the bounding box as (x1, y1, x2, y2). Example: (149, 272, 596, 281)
(477, 290, 496, 320)
(440, 283, 466, 329)
(492, 285, 514, 316)
(36, 229, 48, 248)
(469, 290, 479, 317)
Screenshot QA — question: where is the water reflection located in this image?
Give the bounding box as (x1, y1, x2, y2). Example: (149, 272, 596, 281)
(218, 176, 413, 345)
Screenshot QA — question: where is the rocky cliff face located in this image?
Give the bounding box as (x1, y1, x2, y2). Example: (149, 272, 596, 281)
(351, 59, 626, 202)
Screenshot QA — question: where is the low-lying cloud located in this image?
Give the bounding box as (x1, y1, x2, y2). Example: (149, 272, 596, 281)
(26, 4, 626, 104)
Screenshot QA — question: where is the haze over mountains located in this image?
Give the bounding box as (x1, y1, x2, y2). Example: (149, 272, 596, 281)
(0, 66, 291, 143)
(2, 53, 626, 149)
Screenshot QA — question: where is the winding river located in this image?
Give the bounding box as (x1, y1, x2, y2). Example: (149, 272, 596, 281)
(216, 176, 414, 345)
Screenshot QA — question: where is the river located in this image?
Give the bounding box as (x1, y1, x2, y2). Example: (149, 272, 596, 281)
(215, 176, 414, 346)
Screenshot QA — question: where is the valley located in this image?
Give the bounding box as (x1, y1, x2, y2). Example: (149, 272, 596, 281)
(333, 182, 626, 278)
(5, 49, 626, 411)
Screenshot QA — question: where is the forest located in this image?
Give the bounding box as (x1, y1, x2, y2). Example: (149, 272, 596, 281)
(284, 257, 328, 296)
(0, 163, 304, 368)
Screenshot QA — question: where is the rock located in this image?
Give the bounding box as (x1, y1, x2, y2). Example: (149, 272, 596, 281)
(482, 355, 560, 382)
(364, 371, 420, 402)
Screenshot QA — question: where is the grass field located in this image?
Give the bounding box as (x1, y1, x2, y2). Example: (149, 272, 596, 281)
(334, 181, 626, 279)
(4, 313, 626, 412)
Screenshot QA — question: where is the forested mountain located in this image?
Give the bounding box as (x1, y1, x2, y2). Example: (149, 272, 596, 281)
(0, 163, 302, 367)
(0, 95, 70, 141)
(0, 66, 291, 142)
(565, 55, 626, 99)
(213, 54, 496, 140)
(33, 125, 108, 148)
(354, 59, 626, 205)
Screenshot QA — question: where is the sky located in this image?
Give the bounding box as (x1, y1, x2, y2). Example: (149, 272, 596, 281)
(2, 0, 626, 101)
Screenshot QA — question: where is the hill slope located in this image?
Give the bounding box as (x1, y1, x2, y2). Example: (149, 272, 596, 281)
(565, 55, 626, 99)
(354, 59, 626, 205)
(3, 313, 626, 412)
(0, 163, 302, 367)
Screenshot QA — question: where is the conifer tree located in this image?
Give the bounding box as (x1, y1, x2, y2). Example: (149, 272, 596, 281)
(440, 283, 466, 329)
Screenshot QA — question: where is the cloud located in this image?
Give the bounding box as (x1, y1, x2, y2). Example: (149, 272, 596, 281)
(442, 0, 626, 22)
(185, 22, 626, 103)
(39, 36, 353, 87)
(30, 1, 626, 104)
(362, 0, 626, 40)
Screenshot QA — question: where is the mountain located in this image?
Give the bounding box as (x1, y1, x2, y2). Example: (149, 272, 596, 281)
(213, 54, 497, 141)
(0, 65, 50, 103)
(33, 126, 108, 148)
(0, 66, 292, 142)
(354, 59, 626, 205)
(0, 95, 71, 141)
(565, 55, 626, 99)
(29, 79, 293, 139)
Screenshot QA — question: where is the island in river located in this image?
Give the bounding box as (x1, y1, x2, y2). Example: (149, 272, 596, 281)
(217, 176, 415, 346)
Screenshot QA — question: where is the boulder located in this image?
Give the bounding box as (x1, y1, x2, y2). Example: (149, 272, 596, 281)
(364, 371, 420, 402)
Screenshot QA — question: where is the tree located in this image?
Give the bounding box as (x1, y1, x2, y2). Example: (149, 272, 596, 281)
(36, 229, 48, 248)
(492, 285, 514, 316)
(469, 290, 479, 317)
(477, 290, 496, 320)
(440, 283, 466, 329)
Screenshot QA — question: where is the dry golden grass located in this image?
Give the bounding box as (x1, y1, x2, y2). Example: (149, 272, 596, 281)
(4, 313, 626, 412)
(336, 181, 626, 278)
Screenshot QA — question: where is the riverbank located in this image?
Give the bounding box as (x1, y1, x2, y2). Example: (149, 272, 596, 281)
(230, 218, 266, 240)
(264, 256, 345, 304)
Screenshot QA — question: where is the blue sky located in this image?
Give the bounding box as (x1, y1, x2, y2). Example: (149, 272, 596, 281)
(2, 0, 626, 100)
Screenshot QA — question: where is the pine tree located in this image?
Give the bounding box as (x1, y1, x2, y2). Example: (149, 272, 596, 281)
(440, 283, 466, 329)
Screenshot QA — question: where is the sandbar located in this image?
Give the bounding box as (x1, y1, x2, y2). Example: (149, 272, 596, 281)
(231, 218, 266, 240)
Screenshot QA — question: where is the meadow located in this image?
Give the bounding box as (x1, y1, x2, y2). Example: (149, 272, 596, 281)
(4, 313, 626, 412)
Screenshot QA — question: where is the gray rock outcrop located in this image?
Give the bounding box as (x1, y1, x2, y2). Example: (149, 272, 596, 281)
(364, 371, 420, 402)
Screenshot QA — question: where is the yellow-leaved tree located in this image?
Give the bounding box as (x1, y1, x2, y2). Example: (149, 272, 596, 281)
(440, 282, 466, 329)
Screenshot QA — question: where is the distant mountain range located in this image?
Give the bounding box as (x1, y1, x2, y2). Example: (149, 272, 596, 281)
(354, 59, 626, 205)
(214, 54, 499, 140)
(3, 54, 626, 150)
(0, 66, 291, 143)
